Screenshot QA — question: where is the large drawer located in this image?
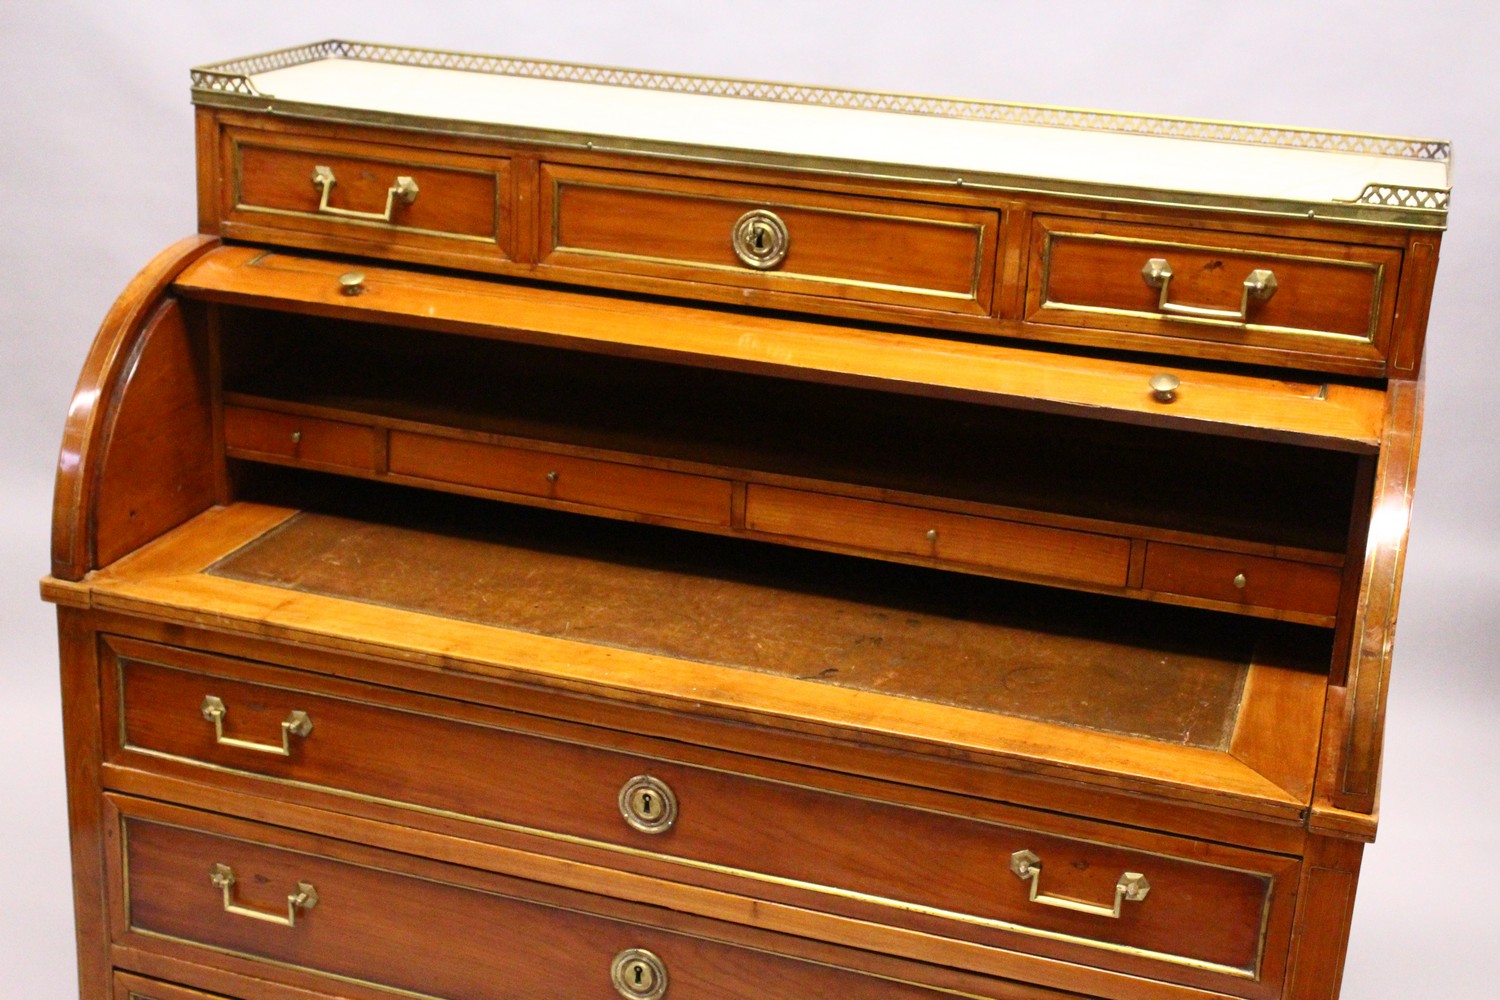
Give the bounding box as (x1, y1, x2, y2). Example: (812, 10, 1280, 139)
(219, 126, 512, 269)
(108, 637, 1298, 996)
(1025, 215, 1403, 373)
(113, 799, 981, 1000)
(538, 163, 1000, 318)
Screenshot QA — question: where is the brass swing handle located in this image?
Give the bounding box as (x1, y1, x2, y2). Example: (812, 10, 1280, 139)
(310, 165, 419, 222)
(210, 863, 317, 927)
(1010, 850, 1150, 919)
(200, 695, 312, 756)
(1141, 258, 1277, 323)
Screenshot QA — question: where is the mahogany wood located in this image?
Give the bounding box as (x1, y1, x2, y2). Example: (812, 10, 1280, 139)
(1025, 215, 1402, 371)
(45, 62, 1442, 1000)
(537, 161, 999, 316)
(195, 109, 1436, 378)
(50, 235, 219, 580)
(175, 247, 1389, 452)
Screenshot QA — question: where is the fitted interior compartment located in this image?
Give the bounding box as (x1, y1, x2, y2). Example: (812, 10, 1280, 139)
(219, 307, 1360, 555)
(218, 472, 1331, 753)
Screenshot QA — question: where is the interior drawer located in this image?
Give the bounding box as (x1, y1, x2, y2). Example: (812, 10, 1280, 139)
(538, 163, 999, 317)
(109, 638, 1296, 995)
(1025, 215, 1402, 373)
(743, 484, 1130, 588)
(220, 126, 511, 268)
(386, 430, 733, 526)
(1142, 542, 1343, 619)
(223, 405, 377, 474)
(114, 799, 991, 1000)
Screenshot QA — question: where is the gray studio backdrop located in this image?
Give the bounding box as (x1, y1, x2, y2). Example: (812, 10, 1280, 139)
(3, 2, 1495, 995)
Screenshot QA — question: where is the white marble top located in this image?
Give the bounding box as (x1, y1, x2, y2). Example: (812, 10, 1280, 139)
(223, 54, 1448, 214)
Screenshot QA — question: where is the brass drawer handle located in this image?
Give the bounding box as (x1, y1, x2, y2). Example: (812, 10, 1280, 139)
(311, 165, 419, 222)
(1141, 258, 1277, 323)
(731, 209, 789, 269)
(1010, 849, 1150, 919)
(200, 695, 312, 756)
(611, 948, 668, 999)
(209, 863, 317, 927)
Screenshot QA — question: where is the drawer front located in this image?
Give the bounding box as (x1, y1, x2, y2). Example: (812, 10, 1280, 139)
(112, 640, 1294, 991)
(222, 127, 510, 265)
(223, 405, 378, 474)
(118, 803, 966, 1000)
(386, 430, 733, 525)
(744, 485, 1130, 588)
(539, 164, 999, 317)
(1026, 216, 1402, 373)
(1143, 542, 1343, 619)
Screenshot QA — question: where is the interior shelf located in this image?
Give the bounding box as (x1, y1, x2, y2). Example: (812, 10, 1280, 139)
(219, 307, 1359, 626)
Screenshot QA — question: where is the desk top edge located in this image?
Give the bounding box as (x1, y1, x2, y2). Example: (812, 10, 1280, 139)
(189, 40, 1452, 230)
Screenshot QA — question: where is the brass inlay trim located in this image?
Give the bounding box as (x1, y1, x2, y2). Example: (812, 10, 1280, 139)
(190, 43, 1450, 229)
(229, 136, 503, 244)
(547, 178, 988, 301)
(118, 810, 995, 1000)
(1038, 230, 1386, 344)
(114, 654, 1278, 980)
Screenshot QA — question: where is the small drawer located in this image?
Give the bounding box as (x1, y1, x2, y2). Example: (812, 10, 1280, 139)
(1143, 542, 1343, 619)
(110, 639, 1293, 993)
(1025, 215, 1403, 374)
(221, 126, 511, 266)
(538, 163, 999, 317)
(116, 801, 970, 1000)
(386, 430, 733, 525)
(223, 405, 377, 474)
(744, 485, 1130, 588)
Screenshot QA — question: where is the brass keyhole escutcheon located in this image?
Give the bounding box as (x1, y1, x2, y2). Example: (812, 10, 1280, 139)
(611, 948, 668, 1000)
(731, 209, 789, 270)
(618, 774, 678, 834)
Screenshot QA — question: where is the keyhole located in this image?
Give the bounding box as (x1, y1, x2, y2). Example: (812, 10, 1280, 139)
(634, 964, 645, 986)
(752, 224, 768, 252)
(640, 791, 655, 817)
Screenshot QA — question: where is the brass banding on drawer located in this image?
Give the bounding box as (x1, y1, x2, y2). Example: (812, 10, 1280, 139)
(112, 642, 1297, 990)
(116, 801, 985, 1000)
(538, 163, 999, 317)
(1025, 215, 1403, 373)
(221, 126, 511, 267)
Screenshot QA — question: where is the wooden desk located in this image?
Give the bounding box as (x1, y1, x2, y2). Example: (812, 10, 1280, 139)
(44, 41, 1446, 1000)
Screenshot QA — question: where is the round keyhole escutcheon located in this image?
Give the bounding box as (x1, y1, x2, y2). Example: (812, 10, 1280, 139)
(731, 209, 789, 270)
(611, 948, 668, 1000)
(618, 774, 678, 834)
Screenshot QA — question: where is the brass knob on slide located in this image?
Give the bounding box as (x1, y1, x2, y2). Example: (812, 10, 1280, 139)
(1149, 373, 1180, 403)
(339, 271, 366, 296)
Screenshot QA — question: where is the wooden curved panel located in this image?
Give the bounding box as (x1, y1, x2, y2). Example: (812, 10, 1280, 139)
(51, 235, 219, 580)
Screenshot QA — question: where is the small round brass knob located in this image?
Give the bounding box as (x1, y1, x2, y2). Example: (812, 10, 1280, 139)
(338, 271, 366, 296)
(925, 529, 939, 542)
(290, 430, 302, 445)
(545, 470, 559, 484)
(1233, 573, 1248, 589)
(1149, 373, 1181, 403)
